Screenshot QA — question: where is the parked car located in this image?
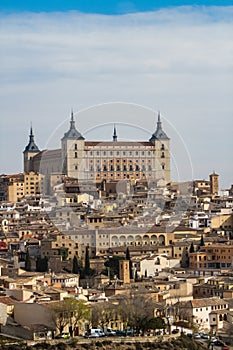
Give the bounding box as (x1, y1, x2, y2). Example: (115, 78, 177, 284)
(104, 327, 116, 336)
(187, 333, 192, 338)
(213, 340, 224, 346)
(84, 329, 105, 338)
(115, 330, 127, 336)
(55, 332, 70, 339)
(194, 333, 201, 339)
(172, 329, 179, 334)
(201, 333, 209, 339)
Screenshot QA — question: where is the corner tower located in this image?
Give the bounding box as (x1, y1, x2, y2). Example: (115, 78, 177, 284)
(23, 126, 40, 172)
(61, 110, 85, 178)
(150, 112, 170, 183)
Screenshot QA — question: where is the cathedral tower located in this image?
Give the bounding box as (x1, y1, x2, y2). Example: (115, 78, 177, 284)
(23, 126, 40, 172)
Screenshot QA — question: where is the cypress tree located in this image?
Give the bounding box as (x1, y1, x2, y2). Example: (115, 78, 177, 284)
(200, 235, 205, 247)
(126, 247, 131, 260)
(84, 246, 90, 276)
(25, 249, 31, 271)
(189, 242, 195, 253)
(72, 255, 79, 274)
(181, 247, 189, 268)
(126, 247, 133, 279)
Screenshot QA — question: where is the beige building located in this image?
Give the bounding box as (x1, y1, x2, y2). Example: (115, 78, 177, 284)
(23, 111, 171, 193)
(0, 172, 44, 202)
(190, 244, 233, 274)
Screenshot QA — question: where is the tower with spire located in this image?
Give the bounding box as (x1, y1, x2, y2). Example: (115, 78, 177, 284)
(149, 112, 170, 183)
(23, 125, 40, 172)
(61, 110, 85, 177)
(113, 124, 118, 142)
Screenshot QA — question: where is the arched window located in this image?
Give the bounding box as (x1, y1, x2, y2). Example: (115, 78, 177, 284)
(74, 152, 77, 158)
(161, 144, 165, 150)
(161, 152, 165, 158)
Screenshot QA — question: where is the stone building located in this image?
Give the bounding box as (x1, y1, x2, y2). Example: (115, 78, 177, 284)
(23, 111, 171, 193)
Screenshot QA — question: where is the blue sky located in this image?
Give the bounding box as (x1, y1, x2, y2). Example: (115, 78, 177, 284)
(0, 0, 233, 13)
(0, 4, 232, 188)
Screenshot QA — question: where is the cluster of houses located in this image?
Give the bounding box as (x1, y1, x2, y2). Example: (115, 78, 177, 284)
(0, 171, 233, 341)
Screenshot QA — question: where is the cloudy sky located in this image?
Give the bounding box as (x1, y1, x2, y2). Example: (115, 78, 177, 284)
(0, 1, 232, 188)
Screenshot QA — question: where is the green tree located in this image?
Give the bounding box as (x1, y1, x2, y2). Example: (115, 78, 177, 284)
(25, 249, 31, 271)
(59, 247, 69, 261)
(134, 269, 139, 282)
(50, 298, 90, 336)
(200, 235, 205, 247)
(84, 246, 90, 276)
(147, 317, 166, 333)
(36, 256, 48, 272)
(66, 298, 91, 336)
(126, 247, 133, 279)
(189, 242, 195, 253)
(104, 256, 124, 279)
(72, 256, 79, 274)
(180, 247, 189, 268)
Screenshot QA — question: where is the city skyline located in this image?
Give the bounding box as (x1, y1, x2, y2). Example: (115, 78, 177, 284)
(0, 3, 232, 188)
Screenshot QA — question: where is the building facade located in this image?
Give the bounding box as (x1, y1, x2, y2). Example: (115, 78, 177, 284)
(23, 111, 171, 193)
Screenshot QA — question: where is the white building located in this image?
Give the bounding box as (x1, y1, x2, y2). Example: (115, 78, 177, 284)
(139, 254, 180, 277)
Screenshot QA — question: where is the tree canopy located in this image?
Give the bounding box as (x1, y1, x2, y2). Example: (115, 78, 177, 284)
(49, 298, 91, 336)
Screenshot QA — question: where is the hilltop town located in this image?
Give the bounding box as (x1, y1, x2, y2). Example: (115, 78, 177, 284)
(0, 114, 232, 349)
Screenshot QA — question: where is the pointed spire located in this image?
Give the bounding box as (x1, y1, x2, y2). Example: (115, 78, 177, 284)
(70, 109, 75, 129)
(29, 123, 34, 142)
(62, 109, 85, 140)
(149, 111, 169, 142)
(24, 124, 40, 153)
(157, 111, 161, 128)
(113, 124, 117, 142)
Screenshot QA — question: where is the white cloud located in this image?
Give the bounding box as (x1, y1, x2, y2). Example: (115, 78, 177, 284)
(0, 6, 232, 187)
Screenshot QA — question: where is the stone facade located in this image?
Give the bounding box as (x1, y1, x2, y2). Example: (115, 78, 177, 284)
(23, 111, 171, 193)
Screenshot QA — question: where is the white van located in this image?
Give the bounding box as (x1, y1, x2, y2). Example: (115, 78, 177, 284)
(85, 328, 105, 338)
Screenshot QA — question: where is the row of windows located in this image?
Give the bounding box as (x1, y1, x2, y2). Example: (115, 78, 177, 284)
(74, 164, 165, 171)
(90, 164, 151, 171)
(72, 144, 167, 152)
(74, 151, 166, 158)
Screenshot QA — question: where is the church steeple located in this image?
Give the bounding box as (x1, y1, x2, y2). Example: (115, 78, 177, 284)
(113, 124, 118, 142)
(62, 110, 85, 140)
(24, 125, 40, 153)
(149, 111, 169, 142)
